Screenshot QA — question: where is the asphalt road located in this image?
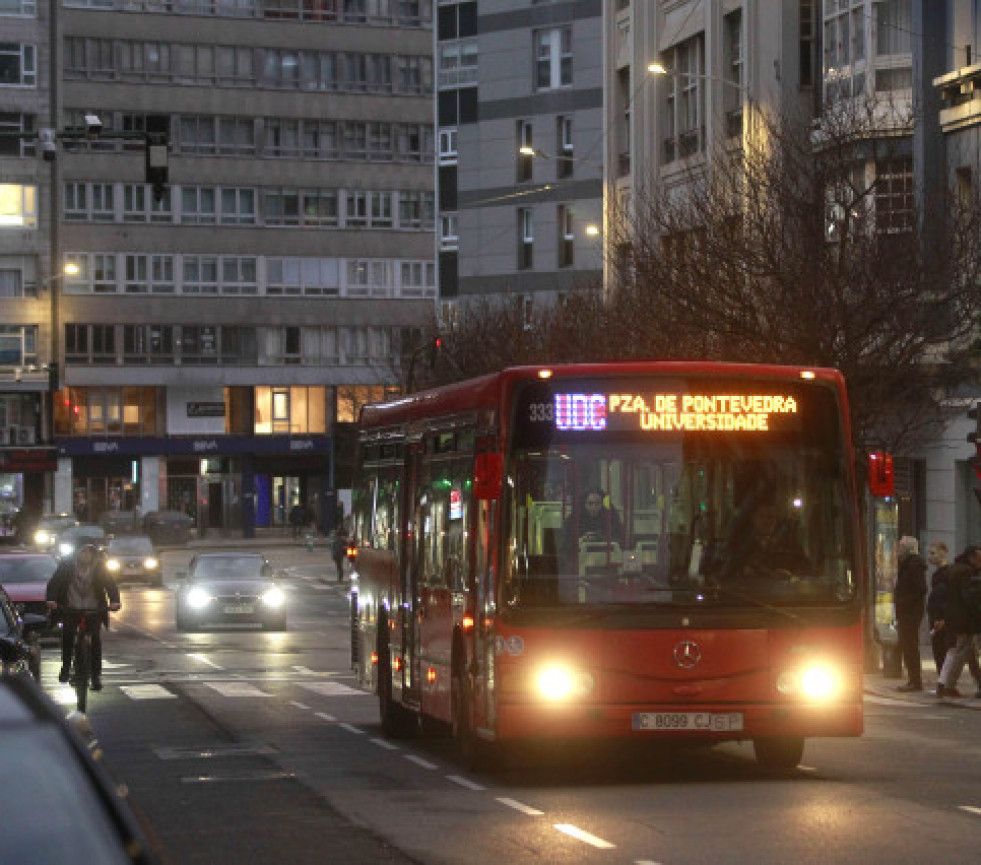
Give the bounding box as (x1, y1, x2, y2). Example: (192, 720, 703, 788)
(36, 545, 981, 865)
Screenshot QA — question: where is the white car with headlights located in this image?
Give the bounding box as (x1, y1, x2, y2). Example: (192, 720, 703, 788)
(174, 552, 286, 632)
(31, 514, 78, 552)
(105, 536, 161, 586)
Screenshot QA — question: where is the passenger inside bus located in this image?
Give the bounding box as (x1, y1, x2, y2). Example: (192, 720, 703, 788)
(712, 501, 812, 583)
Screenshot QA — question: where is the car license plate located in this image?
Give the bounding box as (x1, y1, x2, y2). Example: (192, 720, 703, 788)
(632, 712, 744, 732)
(224, 604, 254, 615)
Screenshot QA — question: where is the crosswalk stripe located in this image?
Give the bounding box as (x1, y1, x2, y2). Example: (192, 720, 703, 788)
(205, 682, 272, 698)
(120, 684, 177, 700)
(298, 681, 365, 697)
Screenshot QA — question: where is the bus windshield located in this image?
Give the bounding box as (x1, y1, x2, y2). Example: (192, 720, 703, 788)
(503, 376, 858, 609)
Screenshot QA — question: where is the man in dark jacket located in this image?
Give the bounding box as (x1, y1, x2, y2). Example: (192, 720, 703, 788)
(936, 545, 981, 699)
(894, 535, 928, 692)
(46, 544, 121, 691)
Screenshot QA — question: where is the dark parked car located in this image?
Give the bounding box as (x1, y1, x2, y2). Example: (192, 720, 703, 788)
(0, 674, 158, 864)
(143, 509, 193, 546)
(0, 585, 44, 681)
(100, 509, 144, 537)
(0, 551, 59, 640)
(57, 524, 107, 559)
(105, 536, 161, 586)
(175, 552, 286, 632)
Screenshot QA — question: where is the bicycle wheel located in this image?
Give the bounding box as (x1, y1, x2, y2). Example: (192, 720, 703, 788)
(74, 632, 91, 714)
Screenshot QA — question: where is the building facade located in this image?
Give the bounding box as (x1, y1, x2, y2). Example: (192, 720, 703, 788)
(438, 0, 604, 325)
(1, 0, 437, 535)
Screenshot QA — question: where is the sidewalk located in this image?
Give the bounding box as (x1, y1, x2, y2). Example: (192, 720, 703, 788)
(865, 644, 981, 710)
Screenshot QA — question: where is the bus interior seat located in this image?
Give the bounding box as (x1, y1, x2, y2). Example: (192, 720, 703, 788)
(580, 540, 622, 576)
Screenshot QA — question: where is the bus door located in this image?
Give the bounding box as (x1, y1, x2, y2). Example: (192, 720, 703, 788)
(403, 440, 425, 709)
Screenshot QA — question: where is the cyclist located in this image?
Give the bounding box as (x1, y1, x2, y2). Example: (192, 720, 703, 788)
(46, 544, 121, 692)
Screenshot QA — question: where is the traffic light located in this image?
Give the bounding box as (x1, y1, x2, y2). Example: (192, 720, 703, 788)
(428, 335, 442, 369)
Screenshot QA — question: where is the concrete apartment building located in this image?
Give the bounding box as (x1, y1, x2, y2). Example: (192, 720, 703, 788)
(438, 0, 603, 322)
(0, 0, 436, 535)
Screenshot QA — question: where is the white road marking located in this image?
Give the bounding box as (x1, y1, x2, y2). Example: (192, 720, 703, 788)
(181, 771, 296, 784)
(120, 684, 177, 700)
(554, 824, 616, 849)
(404, 755, 438, 770)
(635, 860, 664, 865)
(864, 694, 929, 707)
(187, 653, 223, 670)
(290, 701, 310, 710)
(496, 798, 544, 817)
(315, 712, 336, 722)
(338, 723, 365, 735)
(446, 774, 485, 791)
(298, 681, 365, 697)
(205, 681, 271, 698)
(101, 660, 131, 669)
(959, 805, 981, 817)
(156, 744, 276, 760)
(370, 737, 399, 751)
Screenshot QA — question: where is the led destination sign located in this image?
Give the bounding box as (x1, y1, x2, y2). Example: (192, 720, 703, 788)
(553, 392, 799, 432)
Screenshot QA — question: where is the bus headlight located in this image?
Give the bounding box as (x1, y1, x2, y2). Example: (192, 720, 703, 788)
(776, 663, 843, 701)
(535, 665, 593, 701)
(34, 530, 51, 546)
(106, 558, 121, 572)
(187, 587, 211, 609)
(144, 557, 159, 570)
(261, 586, 285, 608)
(59, 542, 74, 557)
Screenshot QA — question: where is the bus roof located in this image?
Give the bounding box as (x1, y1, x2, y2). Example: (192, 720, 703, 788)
(357, 361, 847, 430)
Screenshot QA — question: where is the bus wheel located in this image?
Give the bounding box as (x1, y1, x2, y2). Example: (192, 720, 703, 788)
(753, 736, 805, 771)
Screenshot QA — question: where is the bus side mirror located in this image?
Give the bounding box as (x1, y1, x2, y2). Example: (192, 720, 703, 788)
(474, 453, 502, 500)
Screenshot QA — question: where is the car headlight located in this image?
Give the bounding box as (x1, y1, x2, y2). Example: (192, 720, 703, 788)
(107, 558, 121, 572)
(59, 542, 74, 557)
(261, 586, 286, 608)
(535, 664, 594, 702)
(186, 586, 211, 609)
(144, 557, 159, 569)
(776, 662, 843, 701)
(35, 530, 50, 545)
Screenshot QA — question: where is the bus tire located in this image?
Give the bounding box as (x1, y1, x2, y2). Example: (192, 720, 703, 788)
(378, 627, 415, 738)
(753, 736, 805, 771)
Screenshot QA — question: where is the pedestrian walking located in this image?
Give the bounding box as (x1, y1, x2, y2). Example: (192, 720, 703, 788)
(894, 535, 927, 693)
(289, 500, 306, 539)
(936, 544, 981, 699)
(331, 525, 349, 583)
(927, 540, 981, 682)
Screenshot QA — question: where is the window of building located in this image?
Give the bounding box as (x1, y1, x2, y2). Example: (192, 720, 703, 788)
(180, 325, 218, 364)
(800, 0, 815, 86)
(397, 122, 430, 162)
(875, 0, 912, 57)
(266, 257, 340, 296)
(518, 207, 533, 270)
(0, 43, 35, 86)
(0, 267, 23, 298)
(723, 10, 743, 138)
(123, 325, 174, 364)
(400, 261, 435, 297)
(178, 115, 218, 154)
(302, 189, 338, 226)
(875, 157, 913, 234)
(218, 116, 255, 154)
(221, 257, 258, 294)
(181, 186, 217, 223)
(220, 188, 256, 225)
(254, 385, 327, 434)
(0, 112, 35, 156)
(439, 214, 458, 250)
(56, 386, 158, 437)
(183, 255, 219, 294)
(0, 183, 37, 227)
(517, 120, 533, 182)
(557, 204, 574, 268)
(533, 26, 571, 90)
(438, 127, 457, 164)
(0, 1, 38, 14)
(661, 34, 704, 162)
(0, 325, 36, 365)
(556, 115, 573, 178)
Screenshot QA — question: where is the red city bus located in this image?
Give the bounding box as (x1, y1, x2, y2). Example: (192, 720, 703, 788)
(349, 362, 864, 769)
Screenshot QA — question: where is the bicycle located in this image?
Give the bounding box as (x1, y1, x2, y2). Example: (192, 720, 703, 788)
(62, 607, 109, 713)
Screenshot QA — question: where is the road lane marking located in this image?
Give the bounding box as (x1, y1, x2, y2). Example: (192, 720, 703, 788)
(404, 755, 438, 770)
(496, 798, 544, 816)
(298, 681, 365, 697)
(446, 775, 485, 791)
(181, 771, 296, 784)
(959, 806, 981, 816)
(554, 824, 616, 849)
(156, 744, 276, 760)
(119, 684, 177, 700)
(338, 723, 365, 735)
(370, 738, 399, 751)
(205, 682, 271, 698)
(290, 701, 310, 710)
(315, 712, 336, 722)
(187, 653, 224, 670)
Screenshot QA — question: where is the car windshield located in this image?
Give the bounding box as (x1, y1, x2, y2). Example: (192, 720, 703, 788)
(38, 516, 75, 531)
(108, 538, 153, 555)
(503, 376, 858, 610)
(193, 556, 266, 581)
(0, 556, 58, 584)
(63, 527, 105, 541)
